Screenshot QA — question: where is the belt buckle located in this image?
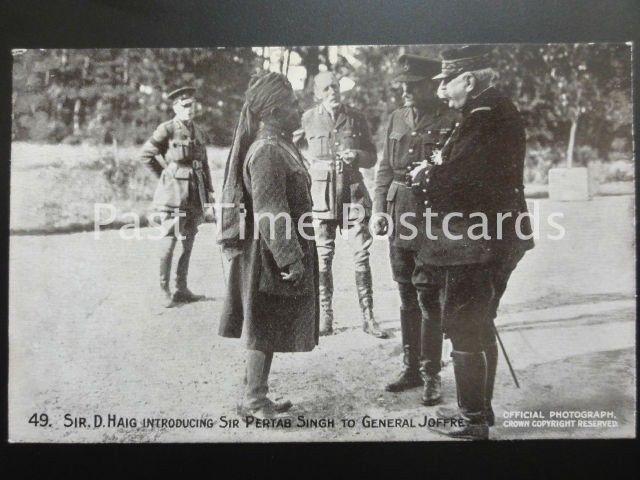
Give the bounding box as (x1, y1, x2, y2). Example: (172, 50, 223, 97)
(192, 159, 202, 170)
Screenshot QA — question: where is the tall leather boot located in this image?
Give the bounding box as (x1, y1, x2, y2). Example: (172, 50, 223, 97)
(259, 351, 292, 414)
(159, 237, 176, 308)
(434, 351, 489, 440)
(385, 308, 422, 392)
(173, 233, 205, 304)
(419, 362, 442, 406)
(484, 342, 498, 427)
(356, 269, 388, 339)
(418, 288, 443, 405)
(241, 349, 268, 412)
(318, 261, 334, 336)
(239, 350, 291, 418)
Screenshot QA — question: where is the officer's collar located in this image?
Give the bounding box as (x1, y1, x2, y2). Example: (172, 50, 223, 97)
(462, 86, 498, 116)
(174, 117, 194, 130)
(404, 99, 444, 126)
(319, 102, 344, 118)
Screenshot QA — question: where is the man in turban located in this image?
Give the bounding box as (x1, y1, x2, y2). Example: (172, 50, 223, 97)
(218, 72, 319, 419)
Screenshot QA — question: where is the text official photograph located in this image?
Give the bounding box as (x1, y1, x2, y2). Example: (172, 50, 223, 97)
(4, 3, 636, 443)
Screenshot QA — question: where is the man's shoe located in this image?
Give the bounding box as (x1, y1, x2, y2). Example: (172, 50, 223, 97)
(386, 342, 421, 392)
(436, 405, 495, 427)
(430, 350, 490, 440)
(161, 288, 176, 308)
(172, 289, 206, 304)
(266, 398, 293, 413)
(238, 399, 293, 419)
(385, 368, 422, 392)
(433, 420, 490, 440)
(420, 371, 442, 406)
(363, 318, 388, 339)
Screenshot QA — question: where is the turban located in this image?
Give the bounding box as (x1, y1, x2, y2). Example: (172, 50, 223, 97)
(218, 72, 294, 257)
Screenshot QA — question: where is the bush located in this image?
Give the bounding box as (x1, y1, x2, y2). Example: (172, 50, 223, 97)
(524, 146, 564, 184)
(574, 145, 601, 166)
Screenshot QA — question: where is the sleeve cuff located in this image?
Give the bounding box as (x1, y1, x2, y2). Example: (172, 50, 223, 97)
(271, 241, 304, 269)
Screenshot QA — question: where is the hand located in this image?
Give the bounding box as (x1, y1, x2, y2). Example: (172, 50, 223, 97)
(408, 160, 429, 183)
(204, 206, 217, 224)
(281, 258, 305, 283)
(337, 149, 358, 165)
(204, 195, 217, 223)
(371, 215, 388, 235)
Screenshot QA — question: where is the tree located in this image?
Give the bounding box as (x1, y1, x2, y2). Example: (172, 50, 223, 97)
(495, 43, 632, 168)
(11, 48, 259, 145)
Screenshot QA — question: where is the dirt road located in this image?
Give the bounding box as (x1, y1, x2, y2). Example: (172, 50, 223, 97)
(8, 196, 636, 441)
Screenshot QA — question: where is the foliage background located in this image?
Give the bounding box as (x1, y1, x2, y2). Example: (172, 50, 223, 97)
(9, 44, 634, 232)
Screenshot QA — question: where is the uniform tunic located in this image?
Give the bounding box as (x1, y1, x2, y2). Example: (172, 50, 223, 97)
(373, 103, 457, 284)
(415, 87, 534, 341)
(417, 87, 534, 265)
(374, 104, 458, 250)
(219, 126, 320, 353)
(297, 104, 377, 222)
(139, 117, 213, 235)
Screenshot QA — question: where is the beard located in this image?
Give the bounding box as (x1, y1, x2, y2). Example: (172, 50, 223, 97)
(282, 112, 301, 133)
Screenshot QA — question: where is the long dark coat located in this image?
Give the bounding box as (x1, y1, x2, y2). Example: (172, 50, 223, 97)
(218, 126, 319, 353)
(416, 87, 535, 266)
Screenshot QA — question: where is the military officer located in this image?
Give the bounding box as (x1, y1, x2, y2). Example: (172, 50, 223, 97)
(295, 72, 387, 338)
(413, 45, 534, 439)
(372, 55, 457, 404)
(140, 86, 215, 308)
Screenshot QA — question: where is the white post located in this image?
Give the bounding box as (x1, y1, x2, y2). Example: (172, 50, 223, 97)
(566, 116, 578, 169)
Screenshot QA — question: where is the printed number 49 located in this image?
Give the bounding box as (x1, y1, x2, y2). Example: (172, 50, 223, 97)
(28, 413, 49, 427)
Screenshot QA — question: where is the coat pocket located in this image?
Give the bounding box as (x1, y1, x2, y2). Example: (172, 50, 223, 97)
(258, 238, 314, 297)
(310, 169, 332, 213)
(173, 166, 192, 180)
(388, 131, 405, 163)
(307, 133, 329, 157)
(153, 166, 187, 209)
(384, 181, 399, 221)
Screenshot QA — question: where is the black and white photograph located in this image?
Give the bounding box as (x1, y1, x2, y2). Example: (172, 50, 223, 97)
(7, 40, 635, 442)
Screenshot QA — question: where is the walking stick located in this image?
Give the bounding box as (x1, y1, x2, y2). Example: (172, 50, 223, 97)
(218, 244, 227, 287)
(210, 210, 227, 288)
(493, 325, 520, 389)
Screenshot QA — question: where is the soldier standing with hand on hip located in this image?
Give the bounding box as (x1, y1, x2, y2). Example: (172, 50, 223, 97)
(140, 86, 215, 308)
(372, 55, 457, 404)
(295, 72, 387, 338)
